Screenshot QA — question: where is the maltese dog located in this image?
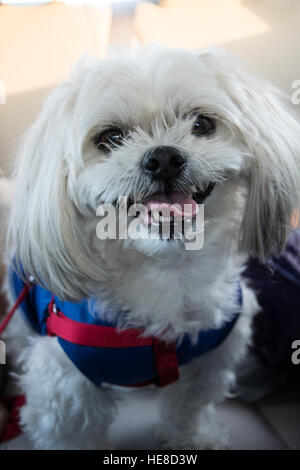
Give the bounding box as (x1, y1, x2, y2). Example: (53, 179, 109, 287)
(2, 44, 300, 450)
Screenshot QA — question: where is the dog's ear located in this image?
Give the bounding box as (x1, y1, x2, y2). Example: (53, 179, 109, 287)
(8, 59, 101, 300)
(200, 48, 300, 259)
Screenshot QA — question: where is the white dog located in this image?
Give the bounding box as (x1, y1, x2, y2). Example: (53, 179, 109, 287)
(2, 45, 300, 450)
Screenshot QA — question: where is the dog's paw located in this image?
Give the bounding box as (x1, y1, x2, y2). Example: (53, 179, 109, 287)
(157, 424, 230, 450)
(195, 426, 230, 450)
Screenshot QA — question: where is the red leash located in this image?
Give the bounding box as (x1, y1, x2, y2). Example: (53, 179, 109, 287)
(0, 283, 31, 334)
(0, 395, 25, 442)
(0, 283, 32, 443)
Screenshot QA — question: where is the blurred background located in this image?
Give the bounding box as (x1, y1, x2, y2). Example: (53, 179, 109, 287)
(0, 0, 300, 450)
(1, 0, 300, 176)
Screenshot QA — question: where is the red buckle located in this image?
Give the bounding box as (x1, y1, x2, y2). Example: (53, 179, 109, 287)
(153, 338, 179, 387)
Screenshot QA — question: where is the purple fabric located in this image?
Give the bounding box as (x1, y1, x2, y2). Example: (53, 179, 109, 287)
(244, 228, 300, 367)
(239, 229, 300, 401)
(236, 229, 300, 402)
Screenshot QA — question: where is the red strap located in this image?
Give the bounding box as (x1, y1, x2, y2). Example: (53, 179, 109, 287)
(47, 300, 180, 386)
(0, 284, 31, 335)
(46, 299, 154, 348)
(0, 395, 25, 442)
(153, 338, 180, 386)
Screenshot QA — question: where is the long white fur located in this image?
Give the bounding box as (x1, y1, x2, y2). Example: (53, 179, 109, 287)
(3, 45, 300, 449)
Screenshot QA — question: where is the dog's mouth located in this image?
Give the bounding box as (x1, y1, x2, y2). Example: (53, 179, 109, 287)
(141, 191, 199, 226)
(128, 183, 215, 228)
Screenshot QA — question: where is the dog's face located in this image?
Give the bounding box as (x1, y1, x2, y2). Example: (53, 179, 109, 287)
(9, 45, 300, 299)
(75, 47, 245, 256)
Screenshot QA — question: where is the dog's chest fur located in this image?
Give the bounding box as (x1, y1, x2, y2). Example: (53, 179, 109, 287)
(92, 242, 244, 342)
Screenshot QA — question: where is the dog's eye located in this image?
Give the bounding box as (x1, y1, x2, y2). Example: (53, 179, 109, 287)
(192, 116, 215, 136)
(93, 128, 125, 152)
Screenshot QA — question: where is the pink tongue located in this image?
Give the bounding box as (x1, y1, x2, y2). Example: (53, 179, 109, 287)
(145, 192, 198, 218)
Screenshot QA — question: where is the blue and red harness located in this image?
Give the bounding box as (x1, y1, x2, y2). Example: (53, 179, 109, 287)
(0, 268, 241, 441)
(8, 268, 242, 387)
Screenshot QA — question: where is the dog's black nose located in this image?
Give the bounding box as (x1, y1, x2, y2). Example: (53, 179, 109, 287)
(141, 146, 186, 181)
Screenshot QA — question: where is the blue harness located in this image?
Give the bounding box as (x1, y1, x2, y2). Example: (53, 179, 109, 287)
(10, 268, 242, 388)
